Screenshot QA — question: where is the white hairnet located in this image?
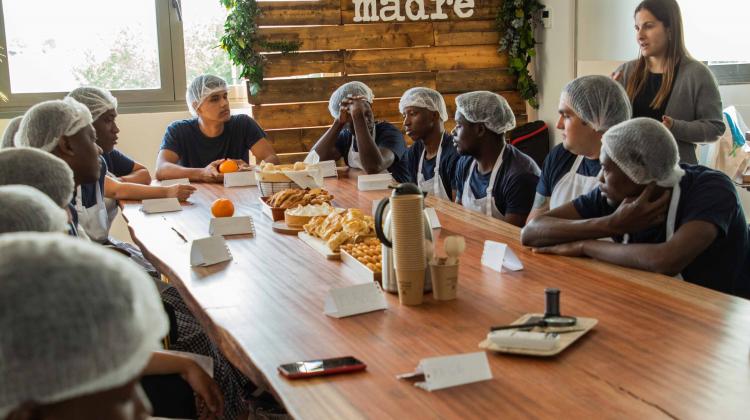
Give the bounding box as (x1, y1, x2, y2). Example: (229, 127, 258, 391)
(186, 74, 228, 117)
(0, 233, 168, 417)
(67, 86, 118, 121)
(14, 97, 93, 152)
(1, 116, 23, 149)
(328, 81, 374, 119)
(601, 117, 685, 187)
(455, 91, 516, 134)
(399, 87, 448, 122)
(0, 185, 68, 234)
(0, 147, 75, 207)
(562, 75, 632, 132)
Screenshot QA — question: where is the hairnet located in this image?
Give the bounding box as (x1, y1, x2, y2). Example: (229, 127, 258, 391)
(328, 81, 374, 119)
(14, 97, 93, 152)
(0, 185, 68, 234)
(601, 118, 685, 187)
(67, 86, 118, 121)
(1, 116, 23, 149)
(186, 74, 228, 117)
(561, 75, 632, 132)
(399, 87, 448, 122)
(455, 91, 516, 134)
(0, 148, 75, 207)
(0, 233, 168, 417)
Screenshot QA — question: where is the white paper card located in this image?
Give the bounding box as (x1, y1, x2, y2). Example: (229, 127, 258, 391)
(324, 282, 387, 318)
(223, 171, 256, 187)
(481, 240, 523, 272)
(142, 198, 182, 214)
(303, 150, 320, 164)
(424, 207, 441, 229)
(209, 216, 255, 236)
(399, 352, 492, 391)
(358, 173, 393, 191)
(160, 178, 190, 186)
(284, 168, 324, 189)
(190, 236, 232, 267)
(318, 160, 338, 177)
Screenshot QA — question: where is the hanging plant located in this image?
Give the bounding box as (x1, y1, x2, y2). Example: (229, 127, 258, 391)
(496, 0, 544, 109)
(219, 0, 300, 96)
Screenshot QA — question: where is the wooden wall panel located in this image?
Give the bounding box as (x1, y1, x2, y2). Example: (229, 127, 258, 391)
(345, 45, 508, 74)
(257, 1, 341, 26)
(258, 22, 435, 52)
(253, 91, 524, 130)
(252, 0, 529, 153)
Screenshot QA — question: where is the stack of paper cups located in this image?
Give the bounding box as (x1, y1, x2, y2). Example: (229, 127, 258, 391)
(390, 194, 426, 305)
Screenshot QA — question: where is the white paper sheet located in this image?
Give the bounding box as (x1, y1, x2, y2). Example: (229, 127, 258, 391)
(324, 282, 388, 318)
(141, 198, 182, 214)
(209, 216, 255, 236)
(223, 171, 256, 187)
(190, 236, 232, 267)
(481, 240, 523, 272)
(397, 352, 492, 391)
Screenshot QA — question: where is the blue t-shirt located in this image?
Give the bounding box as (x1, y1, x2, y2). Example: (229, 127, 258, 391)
(536, 143, 601, 197)
(103, 149, 135, 178)
(160, 114, 266, 168)
(573, 164, 749, 297)
(78, 155, 107, 208)
(405, 132, 460, 197)
(454, 145, 541, 216)
(335, 121, 410, 183)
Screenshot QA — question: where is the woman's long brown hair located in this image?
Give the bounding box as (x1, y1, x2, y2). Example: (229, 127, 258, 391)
(626, 0, 691, 110)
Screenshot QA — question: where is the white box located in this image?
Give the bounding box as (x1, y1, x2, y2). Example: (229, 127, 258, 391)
(357, 173, 393, 191)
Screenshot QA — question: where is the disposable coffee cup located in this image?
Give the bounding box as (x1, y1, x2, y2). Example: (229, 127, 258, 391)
(430, 263, 458, 300)
(396, 268, 425, 305)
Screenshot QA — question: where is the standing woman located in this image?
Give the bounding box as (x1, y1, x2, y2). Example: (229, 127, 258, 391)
(613, 0, 724, 164)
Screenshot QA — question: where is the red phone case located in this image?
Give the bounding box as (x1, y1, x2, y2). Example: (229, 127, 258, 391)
(278, 358, 367, 379)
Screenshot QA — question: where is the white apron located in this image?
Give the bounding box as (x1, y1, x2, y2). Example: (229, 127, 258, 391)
(550, 155, 600, 209)
(460, 147, 505, 218)
(417, 141, 450, 200)
(623, 183, 683, 279)
(347, 125, 388, 174)
(75, 183, 110, 243)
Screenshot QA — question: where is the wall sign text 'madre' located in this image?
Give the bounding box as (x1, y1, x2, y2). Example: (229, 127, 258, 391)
(353, 0, 476, 22)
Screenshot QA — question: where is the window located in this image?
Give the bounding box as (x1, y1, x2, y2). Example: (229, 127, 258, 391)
(0, 0, 245, 115)
(679, 0, 750, 85)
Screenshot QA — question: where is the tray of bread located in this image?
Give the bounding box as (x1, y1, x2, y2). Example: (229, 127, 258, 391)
(340, 238, 382, 283)
(298, 208, 376, 259)
(256, 162, 324, 195)
(259, 188, 334, 221)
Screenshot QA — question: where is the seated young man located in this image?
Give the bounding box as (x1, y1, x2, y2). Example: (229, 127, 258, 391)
(400, 87, 460, 200)
(528, 75, 632, 221)
(521, 118, 749, 298)
(68, 87, 195, 241)
(452, 91, 540, 227)
(1, 116, 22, 149)
(309, 81, 410, 182)
(156, 74, 279, 182)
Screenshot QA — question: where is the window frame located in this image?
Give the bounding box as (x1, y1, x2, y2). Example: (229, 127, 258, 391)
(707, 62, 750, 86)
(0, 0, 190, 117)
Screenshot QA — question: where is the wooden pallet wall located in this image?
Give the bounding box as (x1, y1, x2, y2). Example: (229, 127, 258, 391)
(252, 0, 525, 156)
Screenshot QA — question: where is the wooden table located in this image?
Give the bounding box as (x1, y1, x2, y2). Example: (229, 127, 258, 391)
(122, 172, 750, 419)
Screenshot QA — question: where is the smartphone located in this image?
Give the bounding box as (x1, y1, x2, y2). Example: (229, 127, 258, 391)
(278, 356, 366, 379)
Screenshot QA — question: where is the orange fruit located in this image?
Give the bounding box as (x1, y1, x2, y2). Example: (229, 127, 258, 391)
(211, 198, 235, 217)
(219, 159, 239, 173)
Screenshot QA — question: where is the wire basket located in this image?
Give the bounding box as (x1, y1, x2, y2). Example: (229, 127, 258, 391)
(258, 180, 302, 197)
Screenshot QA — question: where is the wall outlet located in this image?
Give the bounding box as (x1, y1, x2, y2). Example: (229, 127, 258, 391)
(542, 8, 552, 29)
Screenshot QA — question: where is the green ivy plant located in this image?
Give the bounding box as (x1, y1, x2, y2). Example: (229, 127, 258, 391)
(496, 0, 545, 109)
(219, 0, 300, 95)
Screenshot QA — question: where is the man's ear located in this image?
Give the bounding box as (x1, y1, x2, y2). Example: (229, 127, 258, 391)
(56, 135, 75, 157)
(5, 401, 41, 420)
(475, 123, 486, 138)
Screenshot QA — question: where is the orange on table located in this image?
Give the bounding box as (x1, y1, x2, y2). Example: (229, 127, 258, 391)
(219, 159, 239, 173)
(211, 198, 235, 217)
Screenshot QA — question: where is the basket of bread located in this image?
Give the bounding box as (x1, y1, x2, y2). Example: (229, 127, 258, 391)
(259, 188, 334, 221)
(302, 208, 376, 252)
(255, 162, 323, 196)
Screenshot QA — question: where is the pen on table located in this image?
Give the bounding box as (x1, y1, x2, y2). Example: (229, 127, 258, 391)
(171, 226, 188, 243)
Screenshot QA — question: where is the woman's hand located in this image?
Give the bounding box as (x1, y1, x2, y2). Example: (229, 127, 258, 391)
(662, 115, 674, 129)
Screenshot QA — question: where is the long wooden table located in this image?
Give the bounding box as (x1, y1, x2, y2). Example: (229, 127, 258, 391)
(122, 171, 750, 419)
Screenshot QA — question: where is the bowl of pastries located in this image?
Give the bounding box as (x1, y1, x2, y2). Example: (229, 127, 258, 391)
(302, 208, 376, 252)
(284, 203, 336, 228)
(260, 188, 334, 221)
